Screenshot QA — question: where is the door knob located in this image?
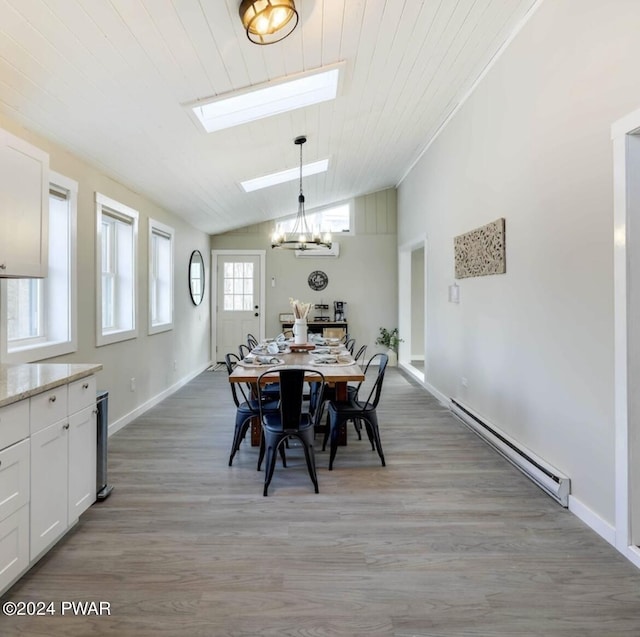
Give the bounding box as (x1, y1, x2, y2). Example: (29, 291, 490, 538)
(254, 312, 259, 317)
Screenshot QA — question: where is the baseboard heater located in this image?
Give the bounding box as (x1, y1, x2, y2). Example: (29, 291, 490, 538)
(450, 399, 570, 507)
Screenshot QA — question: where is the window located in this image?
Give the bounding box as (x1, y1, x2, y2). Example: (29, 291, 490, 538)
(148, 219, 174, 334)
(0, 172, 78, 363)
(276, 201, 352, 234)
(96, 193, 138, 346)
(223, 262, 254, 311)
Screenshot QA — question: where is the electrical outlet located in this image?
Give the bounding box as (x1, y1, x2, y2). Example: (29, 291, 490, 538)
(461, 377, 468, 388)
(130, 377, 136, 392)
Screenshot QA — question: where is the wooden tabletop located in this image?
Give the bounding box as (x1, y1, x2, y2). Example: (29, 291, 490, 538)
(228, 351, 365, 384)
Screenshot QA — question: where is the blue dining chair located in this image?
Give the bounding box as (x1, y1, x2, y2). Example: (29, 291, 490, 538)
(323, 353, 388, 470)
(224, 353, 281, 467)
(256, 367, 325, 496)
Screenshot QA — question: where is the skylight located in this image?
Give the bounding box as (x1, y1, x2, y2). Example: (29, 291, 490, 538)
(190, 67, 340, 133)
(241, 159, 329, 192)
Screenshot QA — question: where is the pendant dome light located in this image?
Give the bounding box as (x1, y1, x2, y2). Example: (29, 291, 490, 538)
(239, 0, 299, 45)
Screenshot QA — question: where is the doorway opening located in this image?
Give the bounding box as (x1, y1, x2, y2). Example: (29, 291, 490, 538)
(399, 237, 427, 384)
(612, 111, 640, 567)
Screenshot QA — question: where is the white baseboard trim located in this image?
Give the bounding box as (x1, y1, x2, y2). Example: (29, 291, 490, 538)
(397, 362, 450, 407)
(620, 544, 640, 569)
(423, 380, 450, 407)
(568, 494, 616, 547)
(108, 362, 212, 436)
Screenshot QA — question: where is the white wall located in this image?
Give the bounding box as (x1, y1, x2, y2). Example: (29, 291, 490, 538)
(211, 189, 398, 357)
(0, 114, 211, 432)
(398, 0, 640, 525)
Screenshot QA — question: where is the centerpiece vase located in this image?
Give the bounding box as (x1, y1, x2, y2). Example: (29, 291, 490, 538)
(293, 318, 307, 345)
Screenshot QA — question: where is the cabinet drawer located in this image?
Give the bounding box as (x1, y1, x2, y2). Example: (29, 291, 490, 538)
(0, 400, 29, 451)
(0, 505, 29, 595)
(0, 439, 30, 523)
(30, 387, 68, 435)
(68, 376, 96, 414)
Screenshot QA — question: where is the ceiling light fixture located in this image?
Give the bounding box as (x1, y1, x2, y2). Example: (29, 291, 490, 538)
(271, 136, 332, 251)
(239, 0, 299, 45)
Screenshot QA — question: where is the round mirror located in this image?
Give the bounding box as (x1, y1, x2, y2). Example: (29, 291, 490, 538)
(189, 250, 205, 306)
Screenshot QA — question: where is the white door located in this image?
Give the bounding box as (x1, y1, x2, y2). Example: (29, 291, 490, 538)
(215, 253, 263, 362)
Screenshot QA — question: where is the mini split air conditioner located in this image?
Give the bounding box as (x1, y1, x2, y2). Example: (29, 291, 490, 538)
(295, 242, 340, 258)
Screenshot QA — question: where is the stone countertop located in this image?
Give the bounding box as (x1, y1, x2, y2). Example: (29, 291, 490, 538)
(0, 363, 103, 408)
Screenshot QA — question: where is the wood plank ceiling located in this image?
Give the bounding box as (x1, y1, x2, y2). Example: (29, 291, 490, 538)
(0, 0, 538, 234)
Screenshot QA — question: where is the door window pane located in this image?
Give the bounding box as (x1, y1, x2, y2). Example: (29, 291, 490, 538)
(223, 261, 254, 312)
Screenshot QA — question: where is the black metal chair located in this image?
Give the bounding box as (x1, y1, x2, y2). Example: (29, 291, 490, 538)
(323, 353, 388, 470)
(238, 343, 252, 359)
(349, 344, 368, 439)
(224, 353, 282, 467)
(309, 343, 368, 438)
(246, 333, 259, 349)
(344, 338, 356, 355)
(257, 367, 325, 496)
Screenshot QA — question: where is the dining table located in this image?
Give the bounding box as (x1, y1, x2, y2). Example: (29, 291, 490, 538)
(228, 344, 365, 446)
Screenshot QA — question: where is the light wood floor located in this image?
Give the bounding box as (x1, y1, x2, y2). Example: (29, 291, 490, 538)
(3, 368, 640, 636)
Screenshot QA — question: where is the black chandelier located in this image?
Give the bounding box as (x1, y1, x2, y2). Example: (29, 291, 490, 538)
(271, 136, 332, 251)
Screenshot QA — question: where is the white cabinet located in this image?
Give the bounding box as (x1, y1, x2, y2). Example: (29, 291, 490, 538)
(29, 379, 97, 560)
(0, 403, 31, 594)
(30, 421, 68, 558)
(68, 406, 97, 522)
(0, 128, 49, 278)
(0, 367, 100, 595)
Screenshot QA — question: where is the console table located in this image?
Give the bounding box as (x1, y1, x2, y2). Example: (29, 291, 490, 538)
(280, 320, 348, 339)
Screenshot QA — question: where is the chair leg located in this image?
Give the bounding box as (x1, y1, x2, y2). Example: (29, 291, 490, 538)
(328, 412, 347, 471)
(362, 413, 385, 467)
(229, 415, 251, 466)
(322, 422, 330, 451)
(257, 431, 287, 471)
(299, 432, 319, 493)
(262, 435, 279, 496)
(257, 433, 265, 471)
(352, 418, 362, 440)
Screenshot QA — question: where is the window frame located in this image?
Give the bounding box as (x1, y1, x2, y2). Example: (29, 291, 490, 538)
(148, 218, 174, 335)
(0, 171, 78, 363)
(276, 200, 354, 236)
(95, 192, 138, 347)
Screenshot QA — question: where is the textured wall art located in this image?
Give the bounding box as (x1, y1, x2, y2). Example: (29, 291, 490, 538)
(454, 218, 506, 279)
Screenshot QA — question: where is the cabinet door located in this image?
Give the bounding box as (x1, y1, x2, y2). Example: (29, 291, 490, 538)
(68, 406, 96, 522)
(0, 439, 30, 523)
(0, 128, 49, 278)
(0, 505, 29, 595)
(30, 421, 68, 559)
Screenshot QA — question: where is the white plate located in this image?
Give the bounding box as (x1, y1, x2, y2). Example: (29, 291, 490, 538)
(309, 359, 356, 367)
(238, 357, 284, 368)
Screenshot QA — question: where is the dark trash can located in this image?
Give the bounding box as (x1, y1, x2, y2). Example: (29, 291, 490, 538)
(96, 390, 113, 501)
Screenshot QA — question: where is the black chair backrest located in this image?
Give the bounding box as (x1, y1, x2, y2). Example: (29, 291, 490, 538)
(225, 352, 252, 406)
(258, 368, 325, 431)
(238, 343, 251, 359)
(247, 333, 259, 349)
(345, 338, 356, 355)
(353, 344, 367, 363)
(358, 353, 388, 409)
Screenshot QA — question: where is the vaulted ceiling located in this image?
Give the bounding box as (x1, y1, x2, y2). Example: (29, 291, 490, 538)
(0, 0, 538, 234)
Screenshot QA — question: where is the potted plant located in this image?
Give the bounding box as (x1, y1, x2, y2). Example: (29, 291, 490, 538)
(376, 327, 402, 366)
